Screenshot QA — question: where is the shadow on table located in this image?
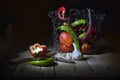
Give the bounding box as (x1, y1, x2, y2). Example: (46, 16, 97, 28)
(84, 47, 109, 55)
(10, 57, 58, 67)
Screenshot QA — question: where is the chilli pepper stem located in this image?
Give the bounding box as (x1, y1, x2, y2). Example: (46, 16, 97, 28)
(68, 27, 80, 51)
(73, 38, 80, 51)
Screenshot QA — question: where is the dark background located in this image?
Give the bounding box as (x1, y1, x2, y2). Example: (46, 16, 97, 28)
(0, 0, 120, 61)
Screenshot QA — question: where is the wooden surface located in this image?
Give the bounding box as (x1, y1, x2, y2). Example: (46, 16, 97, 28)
(5, 50, 120, 79)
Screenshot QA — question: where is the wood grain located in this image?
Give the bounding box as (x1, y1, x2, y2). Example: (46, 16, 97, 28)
(11, 50, 120, 78)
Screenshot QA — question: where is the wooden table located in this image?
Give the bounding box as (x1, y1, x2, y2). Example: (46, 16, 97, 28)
(7, 49, 119, 79)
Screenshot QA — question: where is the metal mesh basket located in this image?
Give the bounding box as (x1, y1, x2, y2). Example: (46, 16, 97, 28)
(48, 7, 105, 53)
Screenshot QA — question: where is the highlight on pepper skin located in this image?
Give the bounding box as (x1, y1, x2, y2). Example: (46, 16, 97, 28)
(29, 43, 47, 58)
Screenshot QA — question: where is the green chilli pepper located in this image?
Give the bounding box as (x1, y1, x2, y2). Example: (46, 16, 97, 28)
(71, 19, 86, 27)
(79, 32, 87, 39)
(57, 25, 69, 32)
(29, 58, 54, 66)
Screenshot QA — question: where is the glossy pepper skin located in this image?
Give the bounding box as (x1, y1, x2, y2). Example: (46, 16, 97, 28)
(71, 19, 86, 27)
(59, 32, 74, 52)
(29, 43, 47, 58)
(81, 43, 90, 54)
(57, 6, 68, 20)
(29, 58, 54, 66)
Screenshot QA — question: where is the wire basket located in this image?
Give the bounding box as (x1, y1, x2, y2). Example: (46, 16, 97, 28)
(48, 7, 105, 54)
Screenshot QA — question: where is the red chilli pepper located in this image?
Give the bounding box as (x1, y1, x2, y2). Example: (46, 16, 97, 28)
(58, 6, 68, 20)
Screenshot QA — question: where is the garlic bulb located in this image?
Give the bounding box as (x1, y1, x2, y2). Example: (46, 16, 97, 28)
(72, 43, 82, 60)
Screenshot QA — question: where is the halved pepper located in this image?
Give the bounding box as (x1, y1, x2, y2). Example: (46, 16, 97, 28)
(29, 43, 47, 58)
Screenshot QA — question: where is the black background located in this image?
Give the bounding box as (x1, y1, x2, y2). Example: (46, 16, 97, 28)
(0, 0, 120, 61)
